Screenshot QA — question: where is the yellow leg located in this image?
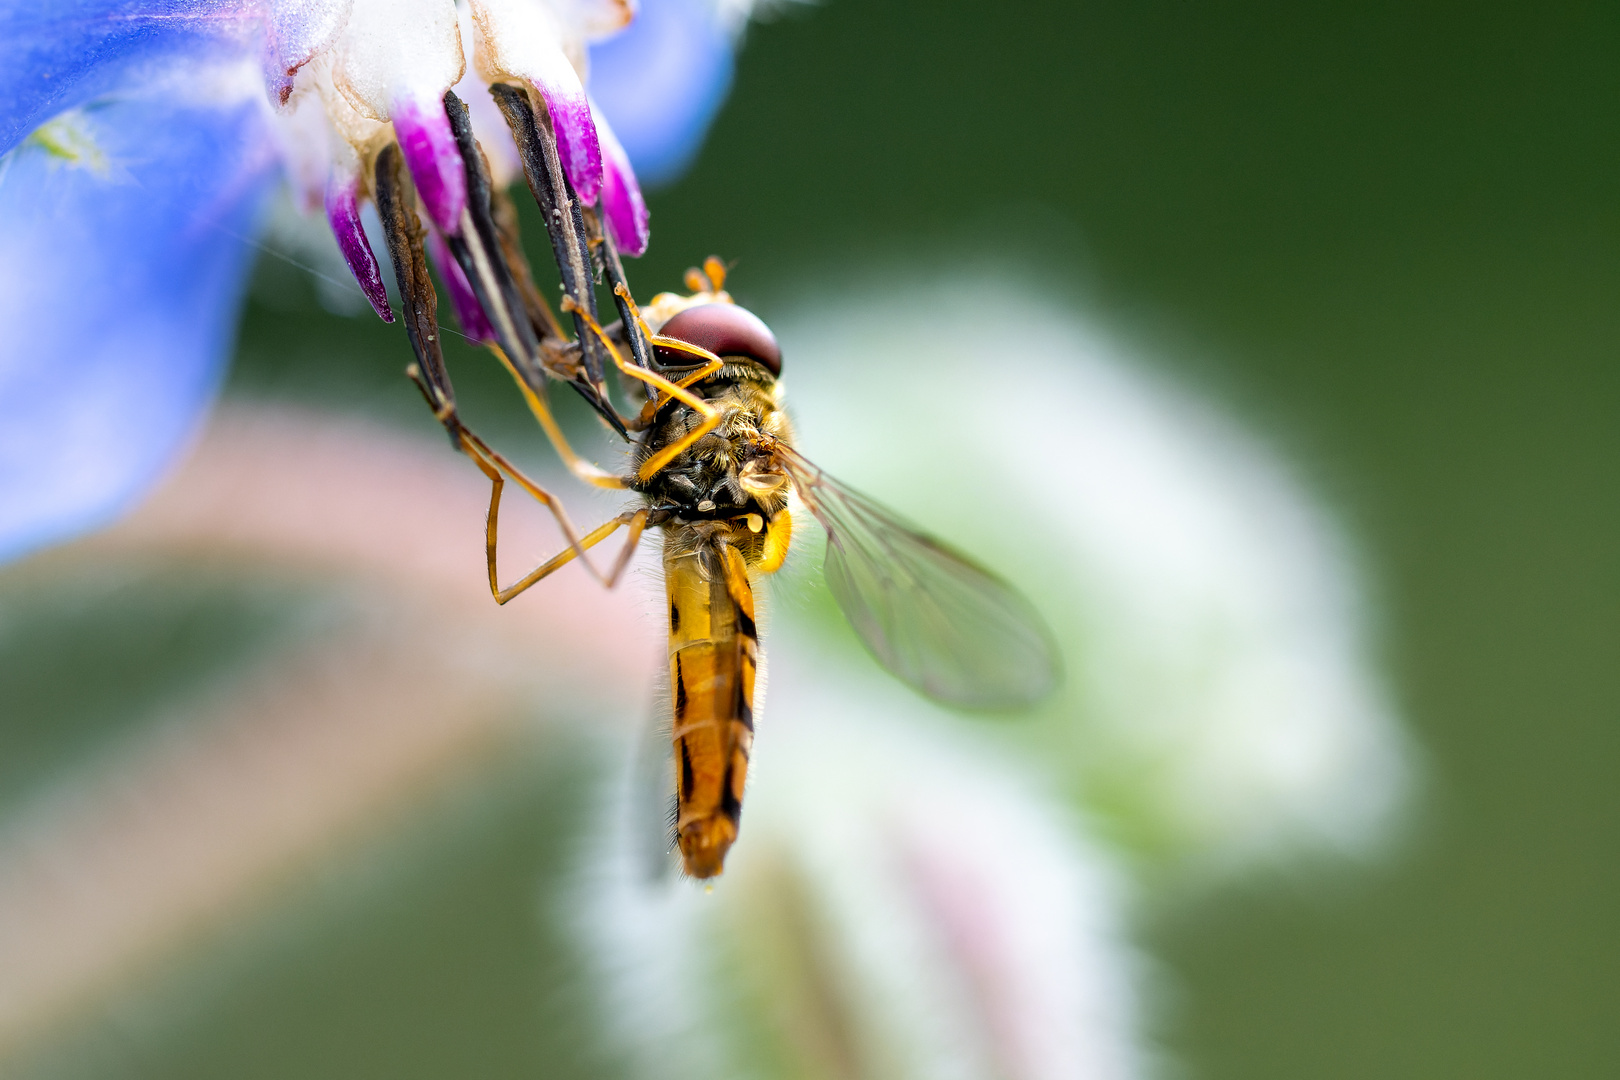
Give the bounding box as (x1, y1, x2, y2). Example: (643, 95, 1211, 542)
(487, 345, 628, 491)
(490, 505, 647, 604)
(561, 296, 727, 483)
(459, 430, 647, 603)
(755, 508, 792, 574)
(638, 362, 724, 427)
(607, 284, 723, 426)
(407, 362, 456, 426)
(612, 281, 659, 351)
(718, 540, 756, 616)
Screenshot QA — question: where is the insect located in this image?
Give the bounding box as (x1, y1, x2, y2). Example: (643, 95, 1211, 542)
(636, 280, 1060, 875)
(371, 86, 1059, 878)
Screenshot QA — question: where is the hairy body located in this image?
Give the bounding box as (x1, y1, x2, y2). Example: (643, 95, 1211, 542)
(634, 365, 794, 877)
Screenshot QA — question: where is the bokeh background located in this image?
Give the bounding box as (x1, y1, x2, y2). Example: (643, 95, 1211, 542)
(4, 1, 1618, 1077)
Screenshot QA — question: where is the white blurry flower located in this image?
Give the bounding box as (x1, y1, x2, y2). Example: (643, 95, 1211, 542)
(775, 279, 1411, 877)
(579, 651, 1142, 1080)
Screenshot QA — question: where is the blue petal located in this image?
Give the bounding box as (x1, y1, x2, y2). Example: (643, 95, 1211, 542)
(0, 1, 255, 157)
(0, 85, 274, 564)
(587, 0, 735, 187)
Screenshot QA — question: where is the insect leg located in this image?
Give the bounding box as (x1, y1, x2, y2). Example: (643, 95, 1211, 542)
(601, 283, 729, 425)
(378, 89, 644, 606)
(604, 281, 725, 427)
(562, 298, 728, 483)
(633, 363, 723, 428)
(381, 138, 590, 541)
(591, 217, 655, 371)
(610, 280, 660, 358)
(443, 411, 645, 602)
(485, 345, 629, 491)
(485, 493, 647, 603)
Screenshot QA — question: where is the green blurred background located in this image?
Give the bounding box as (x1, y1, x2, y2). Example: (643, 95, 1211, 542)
(7, 1, 1619, 1076)
(680, 4, 1618, 1075)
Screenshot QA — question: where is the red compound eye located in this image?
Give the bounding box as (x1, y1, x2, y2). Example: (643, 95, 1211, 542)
(655, 303, 782, 375)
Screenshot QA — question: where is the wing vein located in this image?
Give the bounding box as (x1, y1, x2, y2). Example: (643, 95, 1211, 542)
(773, 443, 1059, 710)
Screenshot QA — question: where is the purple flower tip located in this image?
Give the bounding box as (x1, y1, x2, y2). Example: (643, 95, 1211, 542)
(392, 96, 468, 236)
(324, 179, 394, 323)
(536, 81, 603, 205)
(598, 119, 649, 256)
(426, 230, 495, 345)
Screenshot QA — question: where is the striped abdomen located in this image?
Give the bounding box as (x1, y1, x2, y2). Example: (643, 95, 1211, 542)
(665, 531, 759, 878)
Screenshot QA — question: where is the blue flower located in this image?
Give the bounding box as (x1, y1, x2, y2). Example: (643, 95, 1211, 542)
(0, 0, 747, 565)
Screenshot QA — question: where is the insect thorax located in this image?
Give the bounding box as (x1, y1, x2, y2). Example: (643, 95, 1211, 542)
(634, 364, 794, 532)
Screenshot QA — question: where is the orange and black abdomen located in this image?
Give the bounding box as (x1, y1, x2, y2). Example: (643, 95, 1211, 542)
(665, 532, 759, 878)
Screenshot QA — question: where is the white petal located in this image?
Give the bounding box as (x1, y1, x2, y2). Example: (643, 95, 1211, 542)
(331, 0, 466, 122)
(470, 0, 605, 83)
(471, 0, 603, 199)
(556, 0, 637, 40)
(263, 0, 354, 105)
(450, 0, 521, 186)
(263, 85, 334, 210)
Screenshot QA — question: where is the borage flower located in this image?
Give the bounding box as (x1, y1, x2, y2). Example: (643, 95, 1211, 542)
(0, 0, 750, 564)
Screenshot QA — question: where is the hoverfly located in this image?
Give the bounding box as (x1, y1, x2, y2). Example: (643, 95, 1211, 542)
(370, 86, 1058, 878)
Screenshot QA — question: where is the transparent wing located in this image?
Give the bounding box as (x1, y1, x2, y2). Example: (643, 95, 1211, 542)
(777, 446, 1061, 711)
